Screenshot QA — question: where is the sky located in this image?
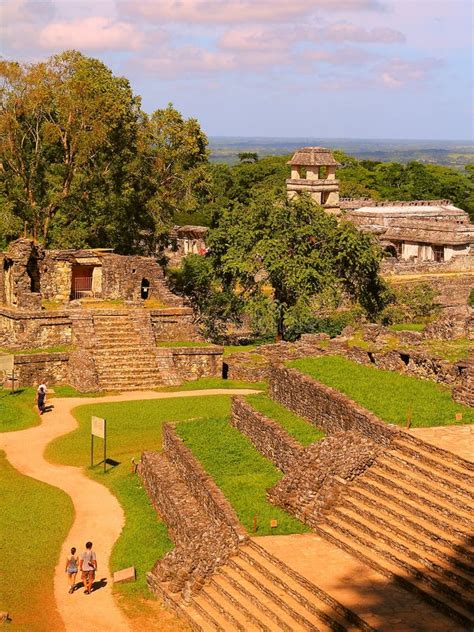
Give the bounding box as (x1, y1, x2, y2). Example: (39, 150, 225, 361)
(1, 0, 473, 140)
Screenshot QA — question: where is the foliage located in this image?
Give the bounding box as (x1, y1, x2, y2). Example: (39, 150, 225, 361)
(167, 254, 243, 340)
(176, 417, 309, 535)
(469, 288, 474, 307)
(245, 394, 324, 446)
(288, 355, 474, 427)
(0, 53, 210, 251)
(284, 309, 362, 342)
(209, 192, 386, 338)
(238, 152, 259, 163)
(380, 282, 439, 325)
(0, 451, 73, 631)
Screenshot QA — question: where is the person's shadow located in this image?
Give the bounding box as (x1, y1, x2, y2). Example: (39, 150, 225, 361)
(42, 404, 55, 413)
(91, 578, 108, 592)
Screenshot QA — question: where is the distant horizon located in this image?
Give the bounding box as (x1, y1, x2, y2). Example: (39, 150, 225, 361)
(209, 136, 474, 144)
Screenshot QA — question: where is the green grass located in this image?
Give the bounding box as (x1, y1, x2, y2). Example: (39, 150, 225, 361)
(389, 323, 426, 332)
(0, 388, 38, 432)
(158, 377, 267, 391)
(245, 394, 324, 446)
(0, 451, 73, 631)
(176, 417, 309, 536)
(0, 345, 72, 355)
(288, 355, 474, 428)
(156, 340, 215, 348)
(223, 344, 260, 356)
(422, 338, 472, 363)
(46, 396, 234, 599)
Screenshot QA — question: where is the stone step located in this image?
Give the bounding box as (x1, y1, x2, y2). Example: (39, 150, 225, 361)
(352, 475, 473, 544)
(247, 541, 373, 632)
(372, 457, 474, 515)
(364, 469, 473, 528)
(315, 521, 474, 629)
(340, 492, 474, 573)
(394, 434, 474, 478)
(227, 557, 321, 631)
(380, 449, 474, 503)
(331, 503, 474, 589)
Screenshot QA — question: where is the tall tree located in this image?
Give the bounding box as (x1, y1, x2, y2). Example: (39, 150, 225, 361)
(0, 51, 145, 246)
(209, 192, 386, 338)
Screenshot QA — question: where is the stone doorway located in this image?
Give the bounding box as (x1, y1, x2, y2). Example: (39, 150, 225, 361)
(71, 265, 93, 299)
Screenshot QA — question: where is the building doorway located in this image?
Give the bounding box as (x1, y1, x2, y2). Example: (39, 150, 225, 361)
(71, 265, 93, 299)
(141, 278, 150, 300)
(433, 246, 444, 263)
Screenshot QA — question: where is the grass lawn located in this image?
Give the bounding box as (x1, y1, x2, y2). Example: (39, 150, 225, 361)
(245, 394, 324, 446)
(388, 323, 426, 332)
(46, 396, 233, 601)
(0, 345, 72, 354)
(422, 338, 472, 363)
(176, 417, 309, 536)
(156, 340, 215, 348)
(288, 355, 474, 428)
(0, 388, 38, 432)
(0, 451, 73, 631)
(158, 377, 267, 391)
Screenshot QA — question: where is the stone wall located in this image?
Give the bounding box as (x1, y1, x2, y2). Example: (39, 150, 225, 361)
(269, 365, 398, 446)
(0, 307, 72, 349)
(268, 431, 382, 526)
(170, 346, 223, 382)
(140, 424, 246, 599)
(67, 349, 100, 392)
(230, 397, 304, 473)
(150, 308, 201, 342)
(101, 255, 182, 305)
(382, 255, 474, 275)
(0, 239, 44, 310)
(3, 352, 70, 387)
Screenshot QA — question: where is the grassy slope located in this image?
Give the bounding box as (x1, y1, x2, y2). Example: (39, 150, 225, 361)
(0, 388, 38, 432)
(0, 451, 73, 631)
(176, 417, 308, 536)
(245, 394, 324, 446)
(46, 396, 232, 600)
(157, 377, 266, 391)
(288, 355, 474, 428)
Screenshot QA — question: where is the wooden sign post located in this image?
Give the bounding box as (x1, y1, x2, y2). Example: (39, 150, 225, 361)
(91, 416, 107, 473)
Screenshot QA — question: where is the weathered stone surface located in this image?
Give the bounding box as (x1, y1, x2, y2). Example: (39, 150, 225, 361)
(11, 352, 69, 388)
(269, 365, 399, 446)
(139, 425, 246, 599)
(231, 397, 304, 473)
(268, 431, 381, 525)
(113, 567, 136, 584)
(0, 307, 72, 349)
(0, 239, 43, 310)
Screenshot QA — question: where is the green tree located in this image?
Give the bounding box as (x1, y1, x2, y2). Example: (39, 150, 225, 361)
(0, 51, 145, 247)
(209, 192, 386, 338)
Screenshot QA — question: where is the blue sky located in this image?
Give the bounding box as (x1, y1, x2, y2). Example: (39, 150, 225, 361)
(1, 0, 473, 140)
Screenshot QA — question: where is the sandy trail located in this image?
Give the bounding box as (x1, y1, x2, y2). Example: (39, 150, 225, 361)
(1, 388, 259, 632)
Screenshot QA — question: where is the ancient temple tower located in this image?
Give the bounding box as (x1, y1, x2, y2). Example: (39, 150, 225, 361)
(286, 147, 341, 214)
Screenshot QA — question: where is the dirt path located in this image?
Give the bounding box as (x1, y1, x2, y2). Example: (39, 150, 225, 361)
(0, 388, 259, 632)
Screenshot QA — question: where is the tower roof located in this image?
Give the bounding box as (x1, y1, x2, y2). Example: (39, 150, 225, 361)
(287, 147, 341, 167)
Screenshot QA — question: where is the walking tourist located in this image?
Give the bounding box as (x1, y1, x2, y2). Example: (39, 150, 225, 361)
(80, 541, 97, 594)
(65, 547, 79, 594)
(36, 383, 47, 414)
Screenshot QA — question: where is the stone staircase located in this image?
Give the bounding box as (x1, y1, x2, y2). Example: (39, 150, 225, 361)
(164, 541, 373, 632)
(91, 311, 179, 390)
(314, 432, 474, 629)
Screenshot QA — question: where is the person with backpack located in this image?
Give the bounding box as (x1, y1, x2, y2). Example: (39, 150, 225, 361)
(65, 547, 79, 594)
(80, 541, 97, 594)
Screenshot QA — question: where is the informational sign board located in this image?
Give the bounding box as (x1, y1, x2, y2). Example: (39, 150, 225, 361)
(0, 355, 14, 374)
(91, 416, 106, 439)
(91, 416, 107, 472)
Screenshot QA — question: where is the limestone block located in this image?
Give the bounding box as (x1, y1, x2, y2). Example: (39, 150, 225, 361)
(113, 567, 136, 584)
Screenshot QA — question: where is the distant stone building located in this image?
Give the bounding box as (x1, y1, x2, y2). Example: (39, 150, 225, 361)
(286, 147, 341, 213)
(346, 201, 473, 262)
(286, 148, 474, 264)
(165, 225, 209, 267)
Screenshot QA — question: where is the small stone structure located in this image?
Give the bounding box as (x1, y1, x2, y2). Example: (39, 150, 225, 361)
(165, 225, 209, 267)
(286, 147, 341, 213)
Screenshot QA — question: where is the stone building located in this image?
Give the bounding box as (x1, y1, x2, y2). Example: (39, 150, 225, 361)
(165, 225, 209, 267)
(346, 202, 474, 262)
(286, 147, 341, 213)
(286, 148, 474, 265)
